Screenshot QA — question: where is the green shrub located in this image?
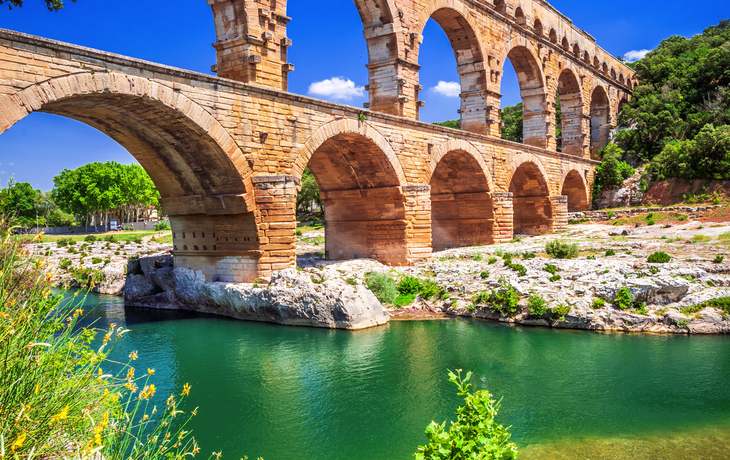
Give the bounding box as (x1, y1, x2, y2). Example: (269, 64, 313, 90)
(114, 251, 120, 255)
(633, 302, 648, 315)
(420, 280, 440, 300)
(522, 252, 536, 259)
(84, 235, 97, 242)
(295, 229, 303, 236)
(397, 275, 422, 295)
(502, 253, 513, 266)
(92, 257, 103, 264)
(414, 370, 519, 460)
(56, 237, 73, 248)
(346, 277, 357, 285)
(471, 291, 490, 306)
(59, 258, 72, 270)
(607, 211, 615, 219)
(480, 271, 490, 279)
(586, 255, 596, 260)
(473, 252, 483, 261)
(488, 256, 498, 265)
(676, 318, 690, 329)
(104, 259, 111, 265)
(154, 221, 171, 231)
(615, 286, 633, 310)
(544, 264, 557, 275)
(489, 277, 521, 317)
(365, 272, 398, 305)
(510, 263, 527, 277)
(103, 234, 118, 243)
(68, 247, 78, 254)
(605, 249, 616, 256)
(550, 302, 572, 321)
(593, 298, 606, 309)
(690, 297, 730, 315)
(131, 236, 143, 245)
(647, 218, 656, 226)
(647, 251, 671, 263)
(395, 293, 417, 307)
(650, 266, 660, 274)
(713, 255, 725, 264)
(528, 293, 547, 316)
(545, 240, 579, 259)
(548, 274, 561, 282)
(311, 276, 325, 285)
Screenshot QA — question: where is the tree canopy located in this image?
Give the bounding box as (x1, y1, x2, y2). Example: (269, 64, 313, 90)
(0, 0, 74, 11)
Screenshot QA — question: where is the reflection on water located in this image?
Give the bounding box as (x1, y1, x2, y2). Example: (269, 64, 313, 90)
(74, 292, 730, 460)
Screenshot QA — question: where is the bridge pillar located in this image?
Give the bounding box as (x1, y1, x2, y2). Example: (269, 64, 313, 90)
(403, 185, 433, 264)
(252, 175, 298, 281)
(485, 91, 504, 138)
(591, 123, 613, 159)
(458, 63, 490, 135)
(364, 24, 420, 119)
(492, 193, 514, 243)
(558, 93, 588, 157)
(550, 195, 569, 232)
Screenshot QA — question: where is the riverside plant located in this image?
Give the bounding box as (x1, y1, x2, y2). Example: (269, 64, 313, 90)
(0, 225, 220, 460)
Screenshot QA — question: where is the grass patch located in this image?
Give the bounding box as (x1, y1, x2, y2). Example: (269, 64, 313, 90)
(692, 234, 712, 243)
(545, 240, 579, 259)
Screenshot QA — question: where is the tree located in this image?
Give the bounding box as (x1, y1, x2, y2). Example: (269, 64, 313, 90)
(594, 143, 635, 190)
(649, 124, 730, 181)
(501, 103, 523, 143)
(297, 168, 323, 213)
(0, 179, 40, 227)
(0, 0, 75, 11)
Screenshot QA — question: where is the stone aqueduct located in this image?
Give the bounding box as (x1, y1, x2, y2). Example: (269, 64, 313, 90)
(0, 0, 634, 282)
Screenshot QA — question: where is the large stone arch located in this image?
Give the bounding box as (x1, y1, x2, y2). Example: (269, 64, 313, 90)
(560, 168, 590, 212)
(0, 71, 263, 283)
(498, 40, 551, 149)
(294, 118, 411, 265)
(556, 68, 586, 156)
(507, 154, 554, 236)
(589, 83, 611, 158)
(415, 0, 489, 134)
(0, 72, 253, 202)
(428, 139, 495, 250)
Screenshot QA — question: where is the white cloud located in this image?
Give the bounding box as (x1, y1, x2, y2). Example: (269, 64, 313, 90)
(432, 81, 461, 98)
(308, 77, 366, 100)
(624, 49, 650, 62)
(8, 163, 13, 166)
(0, 171, 5, 174)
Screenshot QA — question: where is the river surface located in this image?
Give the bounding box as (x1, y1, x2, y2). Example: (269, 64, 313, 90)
(76, 292, 730, 459)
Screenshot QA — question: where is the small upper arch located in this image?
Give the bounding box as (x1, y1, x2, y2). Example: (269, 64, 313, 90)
(549, 28, 558, 44)
(533, 18, 543, 35)
(514, 6, 526, 25)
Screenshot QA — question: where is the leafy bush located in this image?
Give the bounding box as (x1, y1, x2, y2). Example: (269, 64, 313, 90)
(103, 234, 118, 243)
(713, 255, 725, 264)
(545, 240, 579, 259)
(480, 271, 490, 279)
(123, 226, 135, 231)
(691, 297, 730, 315)
(420, 280, 440, 300)
(84, 235, 97, 242)
(593, 298, 606, 309)
(649, 124, 730, 181)
(397, 275, 422, 296)
(56, 237, 73, 248)
(594, 143, 636, 189)
(550, 303, 572, 321)
(676, 318, 690, 329)
(502, 253, 513, 266)
(544, 264, 558, 275)
(67, 247, 78, 254)
(131, 236, 143, 245)
(154, 221, 171, 231)
(59, 258, 72, 270)
(548, 274, 561, 282)
(615, 287, 633, 310)
(489, 277, 521, 317)
(473, 252, 483, 261)
(295, 229, 303, 237)
(488, 256, 498, 265)
(647, 251, 672, 263)
(522, 252, 536, 259)
(365, 272, 398, 305)
(472, 291, 490, 307)
(528, 294, 547, 316)
(650, 266, 660, 274)
(92, 257, 103, 264)
(510, 263, 527, 277)
(346, 277, 358, 286)
(414, 370, 519, 460)
(395, 293, 417, 307)
(605, 249, 616, 256)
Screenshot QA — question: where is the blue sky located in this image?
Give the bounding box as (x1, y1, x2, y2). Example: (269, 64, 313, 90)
(0, 0, 728, 191)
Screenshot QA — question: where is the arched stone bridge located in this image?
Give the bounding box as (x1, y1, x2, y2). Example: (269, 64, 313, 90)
(0, 0, 634, 282)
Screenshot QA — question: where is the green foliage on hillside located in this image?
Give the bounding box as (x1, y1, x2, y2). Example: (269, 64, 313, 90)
(616, 19, 730, 170)
(433, 119, 461, 130)
(501, 103, 523, 143)
(297, 168, 323, 213)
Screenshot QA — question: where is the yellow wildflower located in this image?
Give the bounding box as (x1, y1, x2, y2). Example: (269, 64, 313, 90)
(124, 382, 138, 393)
(192, 408, 198, 416)
(166, 395, 175, 407)
(50, 406, 69, 424)
(147, 368, 155, 376)
(142, 414, 149, 421)
(139, 384, 156, 400)
(11, 433, 26, 452)
(129, 350, 138, 361)
(192, 445, 200, 456)
(181, 383, 191, 396)
(125, 367, 135, 381)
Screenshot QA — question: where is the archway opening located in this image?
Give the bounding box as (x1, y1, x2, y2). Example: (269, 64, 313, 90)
(430, 150, 493, 251)
(515, 7, 526, 25)
(590, 86, 610, 158)
(534, 19, 544, 36)
(549, 29, 558, 44)
(302, 132, 408, 265)
(556, 69, 584, 156)
(562, 170, 589, 212)
(501, 46, 549, 148)
(494, 0, 506, 15)
(419, 8, 487, 134)
(509, 162, 553, 236)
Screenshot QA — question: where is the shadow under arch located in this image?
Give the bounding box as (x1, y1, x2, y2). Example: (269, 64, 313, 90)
(294, 119, 411, 265)
(429, 141, 495, 250)
(415, 0, 489, 134)
(507, 156, 554, 236)
(557, 68, 585, 156)
(561, 169, 589, 212)
(498, 41, 550, 149)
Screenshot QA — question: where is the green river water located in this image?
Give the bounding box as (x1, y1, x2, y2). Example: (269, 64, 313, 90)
(80, 293, 730, 459)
